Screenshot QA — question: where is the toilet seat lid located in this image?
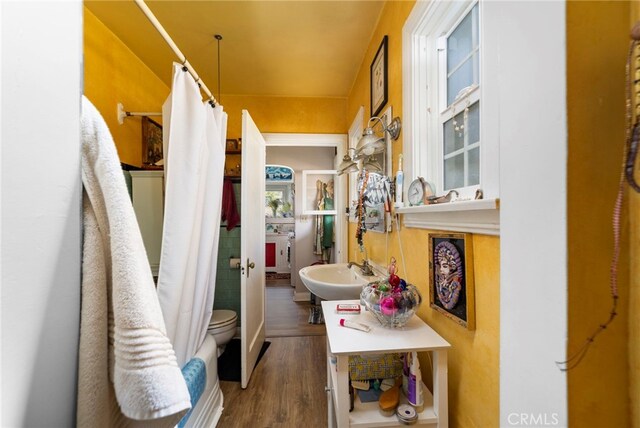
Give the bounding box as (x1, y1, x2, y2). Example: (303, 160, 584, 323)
(209, 309, 237, 327)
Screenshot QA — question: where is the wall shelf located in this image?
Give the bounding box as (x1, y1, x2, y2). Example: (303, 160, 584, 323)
(396, 198, 500, 235)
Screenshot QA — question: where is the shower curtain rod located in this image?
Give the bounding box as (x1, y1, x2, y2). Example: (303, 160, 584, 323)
(117, 102, 161, 124)
(133, 0, 219, 107)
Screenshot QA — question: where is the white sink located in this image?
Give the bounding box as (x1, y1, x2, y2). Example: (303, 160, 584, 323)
(299, 263, 378, 300)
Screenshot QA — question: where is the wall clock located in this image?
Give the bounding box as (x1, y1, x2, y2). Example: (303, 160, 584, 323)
(407, 177, 434, 206)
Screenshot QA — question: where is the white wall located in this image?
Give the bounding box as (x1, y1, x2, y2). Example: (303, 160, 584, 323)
(266, 146, 335, 299)
(496, 1, 567, 426)
(1, 1, 82, 426)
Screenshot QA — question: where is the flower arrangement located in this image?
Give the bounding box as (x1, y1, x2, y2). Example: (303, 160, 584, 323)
(360, 258, 421, 328)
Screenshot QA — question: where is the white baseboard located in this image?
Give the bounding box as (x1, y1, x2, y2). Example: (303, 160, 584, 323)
(293, 291, 311, 302)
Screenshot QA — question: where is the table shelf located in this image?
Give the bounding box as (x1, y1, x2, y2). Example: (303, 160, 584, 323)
(322, 300, 450, 428)
(349, 383, 437, 427)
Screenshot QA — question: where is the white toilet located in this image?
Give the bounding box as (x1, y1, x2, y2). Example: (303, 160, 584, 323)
(207, 309, 238, 356)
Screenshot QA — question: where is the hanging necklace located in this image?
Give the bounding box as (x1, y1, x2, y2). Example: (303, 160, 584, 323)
(557, 24, 640, 371)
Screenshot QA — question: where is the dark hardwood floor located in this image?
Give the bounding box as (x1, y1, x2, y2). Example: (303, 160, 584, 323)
(218, 285, 328, 427)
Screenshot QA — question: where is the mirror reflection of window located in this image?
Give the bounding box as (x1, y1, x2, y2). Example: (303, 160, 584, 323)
(265, 165, 295, 219)
(265, 185, 294, 218)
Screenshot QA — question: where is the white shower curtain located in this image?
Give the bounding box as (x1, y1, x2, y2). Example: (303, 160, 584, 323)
(157, 63, 227, 367)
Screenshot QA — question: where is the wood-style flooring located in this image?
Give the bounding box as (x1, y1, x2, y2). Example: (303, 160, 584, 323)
(219, 285, 328, 427)
(266, 285, 326, 337)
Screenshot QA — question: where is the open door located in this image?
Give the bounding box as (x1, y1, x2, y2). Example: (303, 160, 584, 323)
(240, 110, 266, 388)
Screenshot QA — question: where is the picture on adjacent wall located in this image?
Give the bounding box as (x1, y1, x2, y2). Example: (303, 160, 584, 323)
(370, 35, 388, 117)
(142, 116, 163, 168)
(428, 232, 475, 329)
(226, 138, 239, 152)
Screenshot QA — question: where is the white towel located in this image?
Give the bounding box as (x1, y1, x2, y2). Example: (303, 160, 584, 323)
(77, 96, 191, 427)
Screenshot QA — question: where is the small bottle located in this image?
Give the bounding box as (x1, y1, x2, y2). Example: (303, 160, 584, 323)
(395, 154, 404, 207)
(407, 351, 424, 412)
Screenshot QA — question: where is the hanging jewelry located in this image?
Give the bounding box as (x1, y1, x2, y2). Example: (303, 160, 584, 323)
(557, 25, 640, 371)
(356, 169, 370, 247)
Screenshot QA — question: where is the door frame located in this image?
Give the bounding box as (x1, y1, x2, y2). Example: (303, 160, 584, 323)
(263, 133, 348, 268)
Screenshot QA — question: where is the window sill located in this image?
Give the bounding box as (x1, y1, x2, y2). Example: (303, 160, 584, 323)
(395, 198, 500, 235)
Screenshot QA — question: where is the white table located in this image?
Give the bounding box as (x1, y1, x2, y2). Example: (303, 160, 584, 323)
(322, 300, 451, 427)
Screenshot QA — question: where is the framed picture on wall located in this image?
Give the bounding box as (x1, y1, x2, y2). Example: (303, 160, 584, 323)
(370, 35, 388, 117)
(142, 116, 163, 168)
(428, 232, 475, 329)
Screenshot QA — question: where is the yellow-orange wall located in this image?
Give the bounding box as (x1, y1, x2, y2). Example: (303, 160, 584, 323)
(346, 2, 499, 427)
(221, 95, 346, 175)
(567, 2, 632, 427)
(222, 95, 347, 139)
(84, 7, 170, 167)
(84, 9, 348, 169)
(631, 5, 640, 427)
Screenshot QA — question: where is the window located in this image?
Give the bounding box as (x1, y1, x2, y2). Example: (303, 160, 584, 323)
(439, 4, 480, 193)
(401, 0, 498, 234)
(265, 185, 294, 218)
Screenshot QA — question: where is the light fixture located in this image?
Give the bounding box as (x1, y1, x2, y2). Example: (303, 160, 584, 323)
(362, 156, 383, 174)
(337, 148, 358, 175)
(353, 116, 402, 160)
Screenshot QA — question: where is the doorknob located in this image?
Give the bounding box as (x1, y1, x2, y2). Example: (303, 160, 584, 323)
(246, 258, 255, 278)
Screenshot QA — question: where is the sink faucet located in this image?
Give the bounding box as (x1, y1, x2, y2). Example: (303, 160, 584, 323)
(347, 260, 375, 276)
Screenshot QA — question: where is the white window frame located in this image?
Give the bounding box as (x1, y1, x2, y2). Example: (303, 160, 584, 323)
(399, 0, 499, 235)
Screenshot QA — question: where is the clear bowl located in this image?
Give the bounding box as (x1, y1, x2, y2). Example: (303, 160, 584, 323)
(360, 280, 422, 328)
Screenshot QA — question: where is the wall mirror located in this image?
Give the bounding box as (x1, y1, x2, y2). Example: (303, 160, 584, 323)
(301, 170, 338, 215)
(265, 165, 295, 220)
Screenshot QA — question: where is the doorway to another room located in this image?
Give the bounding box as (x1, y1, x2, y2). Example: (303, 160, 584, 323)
(263, 134, 347, 337)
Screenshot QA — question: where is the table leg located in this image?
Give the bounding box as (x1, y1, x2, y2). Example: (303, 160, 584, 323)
(335, 355, 350, 427)
(326, 339, 336, 428)
(433, 350, 448, 428)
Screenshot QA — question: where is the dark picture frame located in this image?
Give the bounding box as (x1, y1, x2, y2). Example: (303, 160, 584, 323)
(226, 139, 239, 152)
(370, 35, 388, 117)
(428, 232, 475, 329)
(141, 116, 163, 168)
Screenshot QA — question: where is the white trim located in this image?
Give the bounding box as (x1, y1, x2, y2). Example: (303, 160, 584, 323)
(2, 1, 82, 425)
(263, 133, 347, 147)
(397, 199, 499, 235)
(486, 1, 566, 425)
(263, 133, 348, 264)
(403, 0, 499, 232)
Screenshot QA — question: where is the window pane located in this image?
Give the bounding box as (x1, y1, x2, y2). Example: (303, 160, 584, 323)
(446, 4, 479, 106)
(467, 101, 480, 145)
(447, 10, 474, 71)
(468, 147, 480, 186)
(266, 191, 285, 217)
(444, 154, 464, 190)
(443, 112, 465, 155)
(447, 58, 474, 106)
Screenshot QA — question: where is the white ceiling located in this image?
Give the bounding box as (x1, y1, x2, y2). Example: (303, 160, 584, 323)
(85, 0, 386, 98)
